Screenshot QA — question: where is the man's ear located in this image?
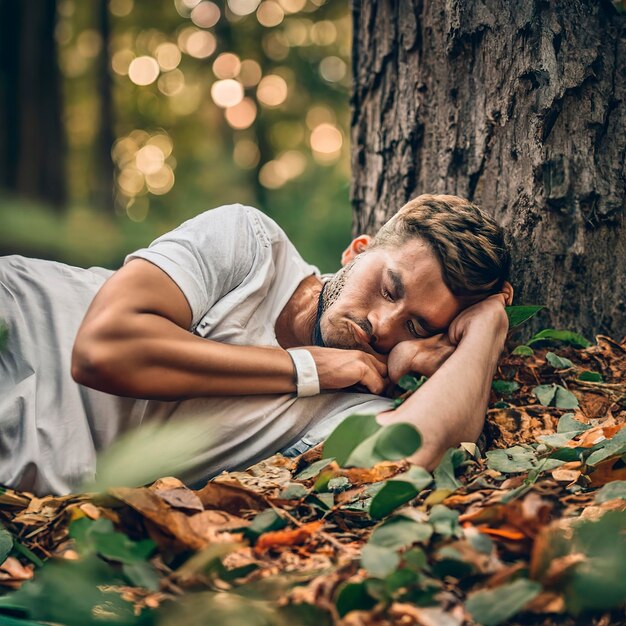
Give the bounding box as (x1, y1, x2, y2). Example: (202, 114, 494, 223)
(341, 235, 372, 266)
(502, 280, 514, 305)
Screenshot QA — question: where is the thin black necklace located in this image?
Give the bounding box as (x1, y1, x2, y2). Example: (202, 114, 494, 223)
(312, 282, 327, 347)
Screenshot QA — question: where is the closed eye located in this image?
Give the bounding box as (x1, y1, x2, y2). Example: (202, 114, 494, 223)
(407, 319, 427, 339)
(382, 285, 395, 302)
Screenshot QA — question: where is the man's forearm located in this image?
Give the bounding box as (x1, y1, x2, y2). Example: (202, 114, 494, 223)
(72, 315, 298, 399)
(376, 311, 508, 470)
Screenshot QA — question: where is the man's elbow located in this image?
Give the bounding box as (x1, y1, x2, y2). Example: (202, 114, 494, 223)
(71, 333, 109, 389)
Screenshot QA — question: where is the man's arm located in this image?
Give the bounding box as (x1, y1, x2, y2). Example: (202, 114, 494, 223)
(72, 259, 387, 399)
(376, 295, 508, 470)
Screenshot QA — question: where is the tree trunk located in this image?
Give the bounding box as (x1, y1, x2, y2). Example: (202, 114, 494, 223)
(0, 0, 66, 208)
(351, 0, 626, 339)
(92, 0, 115, 212)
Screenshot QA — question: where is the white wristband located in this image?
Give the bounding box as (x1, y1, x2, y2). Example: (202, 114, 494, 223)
(286, 349, 320, 397)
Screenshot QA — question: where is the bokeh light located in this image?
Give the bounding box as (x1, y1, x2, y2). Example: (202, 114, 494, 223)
(179, 28, 216, 58)
(111, 49, 135, 76)
(239, 59, 262, 86)
(233, 139, 261, 169)
(227, 0, 261, 16)
(277, 0, 307, 13)
(319, 55, 346, 82)
(109, 0, 134, 18)
(157, 69, 185, 96)
(211, 79, 244, 108)
(257, 74, 288, 107)
(212, 53, 241, 79)
(190, 1, 221, 28)
(225, 98, 257, 129)
(128, 56, 160, 85)
(310, 122, 342, 162)
(257, 1, 284, 27)
(155, 43, 181, 71)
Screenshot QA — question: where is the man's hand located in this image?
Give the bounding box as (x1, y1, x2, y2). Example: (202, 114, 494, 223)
(306, 346, 389, 395)
(447, 292, 510, 347)
(387, 334, 456, 383)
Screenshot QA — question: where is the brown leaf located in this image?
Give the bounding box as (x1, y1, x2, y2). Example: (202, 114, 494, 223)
(195, 481, 268, 515)
(153, 487, 204, 512)
(588, 456, 626, 487)
(255, 521, 324, 554)
(566, 423, 624, 448)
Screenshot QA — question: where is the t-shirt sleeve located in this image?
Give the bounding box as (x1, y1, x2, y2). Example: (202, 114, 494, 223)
(124, 204, 260, 329)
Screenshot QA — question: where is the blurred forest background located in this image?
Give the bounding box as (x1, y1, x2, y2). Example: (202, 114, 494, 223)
(0, 0, 351, 273)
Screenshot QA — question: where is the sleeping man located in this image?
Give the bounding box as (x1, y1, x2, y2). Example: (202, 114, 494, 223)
(0, 194, 513, 495)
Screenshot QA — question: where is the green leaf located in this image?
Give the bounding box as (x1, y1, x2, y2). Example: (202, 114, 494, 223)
(491, 379, 519, 395)
(512, 344, 534, 356)
(397, 374, 427, 392)
(327, 476, 351, 492)
(370, 516, 433, 550)
(466, 578, 542, 626)
(586, 427, 626, 466)
(0, 528, 13, 565)
(322, 414, 381, 466)
(335, 581, 376, 618)
(278, 483, 309, 499)
(360, 543, 400, 578)
(505, 305, 544, 328)
(294, 458, 334, 480)
(433, 448, 466, 490)
(122, 560, 160, 591)
(557, 413, 591, 434)
(85, 417, 219, 492)
(324, 414, 422, 469)
(527, 328, 592, 348)
(368, 467, 432, 519)
(545, 351, 574, 369)
(486, 445, 539, 473)
(533, 383, 557, 406)
(595, 481, 626, 503)
(245, 509, 286, 540)
(577, 370, 604, 382)
(371, 423, 422, 462)
(532, 383, 578, 409)
(564, 511, 626, 613)
(428, 505, 462, 538)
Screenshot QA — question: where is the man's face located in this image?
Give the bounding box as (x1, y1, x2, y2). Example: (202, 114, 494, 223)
(319, 239, 465, 355)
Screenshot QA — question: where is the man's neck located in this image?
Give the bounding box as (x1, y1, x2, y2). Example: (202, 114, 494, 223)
(275, 274, 324, 348)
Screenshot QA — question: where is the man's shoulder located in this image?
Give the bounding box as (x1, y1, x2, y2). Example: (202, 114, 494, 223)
(189, 203, 291, 247)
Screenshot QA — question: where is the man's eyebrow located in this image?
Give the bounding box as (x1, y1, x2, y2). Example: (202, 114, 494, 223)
(388, 268, 444, 335)
(387, 269, 406, 299)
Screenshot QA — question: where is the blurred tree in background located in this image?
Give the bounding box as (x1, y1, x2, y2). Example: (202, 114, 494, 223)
(0, 0, 351, 272)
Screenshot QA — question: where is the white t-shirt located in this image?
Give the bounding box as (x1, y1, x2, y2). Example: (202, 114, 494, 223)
(0, 204, 392, 495)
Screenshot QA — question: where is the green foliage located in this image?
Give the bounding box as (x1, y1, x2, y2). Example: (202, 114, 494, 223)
(527, 329, 592, 348)
(545, 351, 574, 369)
(369, 466, 432, 519)
(491, 379, 519, 395)
(466, 578, 542, 626)
(532, 383, 579, 409)
(505, 305, 544, 328)
(512, 344, 534, 356)
(0, 526, 13, 565)
(322, 414, 421, 468)
(433, 448, 467, 490)
(397, 374, 427, 392)
(595, 481, 626, 503)
(577, 370, 604, 382)
(293, 458, 334, 480)
(85, 418, 216, 492)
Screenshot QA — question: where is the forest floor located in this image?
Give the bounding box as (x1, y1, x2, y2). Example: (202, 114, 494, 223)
(0, 332, 625, 626)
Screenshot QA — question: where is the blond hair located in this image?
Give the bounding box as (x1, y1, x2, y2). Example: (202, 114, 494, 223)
(373, 194, 511, 298)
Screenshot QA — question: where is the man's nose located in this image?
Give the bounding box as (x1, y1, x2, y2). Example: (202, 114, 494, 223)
(368, 305, 402, 348)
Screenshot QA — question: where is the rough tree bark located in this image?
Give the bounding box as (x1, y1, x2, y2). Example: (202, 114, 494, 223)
(0, 0, 66, 208)
(351, 0, 626, 339)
